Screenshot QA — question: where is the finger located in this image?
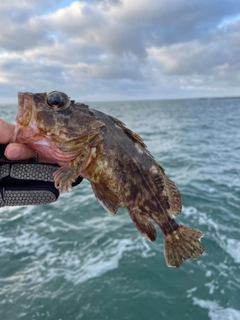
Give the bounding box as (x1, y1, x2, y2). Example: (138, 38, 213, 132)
(5, 143, 36, 160)
(5, 143, 57, 163)
(0, 119, 15, 143)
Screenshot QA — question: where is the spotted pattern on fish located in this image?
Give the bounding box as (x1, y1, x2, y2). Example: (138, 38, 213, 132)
(13, 91, 205, 268)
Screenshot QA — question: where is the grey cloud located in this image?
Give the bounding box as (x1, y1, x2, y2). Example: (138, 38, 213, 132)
(0, 1, 83, 51)
(91, 57, 144, 80)
(0, 0, 240, 102)
(109, 0, 240, 45)
(42, 2, 107, 37)
(1, 59, 67, 89)
(0, 0, 62, 23)
(97, 26, 146, 59)
(40, 3, 146, 59)
(150, 16, 240, 80)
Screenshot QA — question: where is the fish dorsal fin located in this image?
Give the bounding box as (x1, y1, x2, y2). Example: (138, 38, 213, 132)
(91, 182, 120, 215)
(109, 116, 146, 148)
(163, 175, 182, 216)
(152, 165, 182, 217)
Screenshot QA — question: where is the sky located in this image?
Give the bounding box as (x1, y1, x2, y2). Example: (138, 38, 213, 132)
(0, 0, 240, 103)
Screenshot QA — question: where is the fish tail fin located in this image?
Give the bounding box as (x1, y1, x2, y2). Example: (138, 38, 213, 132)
(164, 225, 205, 268)
(129, 209, 157, 242)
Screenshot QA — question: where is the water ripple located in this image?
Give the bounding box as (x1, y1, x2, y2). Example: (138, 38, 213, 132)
(1, 98, 240, 319)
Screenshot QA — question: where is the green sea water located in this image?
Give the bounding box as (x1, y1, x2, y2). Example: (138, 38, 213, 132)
(0, 98, 239, 320)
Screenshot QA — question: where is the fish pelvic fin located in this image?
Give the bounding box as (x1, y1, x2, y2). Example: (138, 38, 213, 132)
(164, 225, 205, 268)
(91, 182, 120, 215)
(129, 209, 156, 242)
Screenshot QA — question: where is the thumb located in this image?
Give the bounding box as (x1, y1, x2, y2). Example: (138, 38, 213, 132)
(5, 143, 36, 160)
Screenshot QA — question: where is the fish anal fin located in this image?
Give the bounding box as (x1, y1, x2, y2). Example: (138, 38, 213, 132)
(164, 224, 205, 268)
(91, 182, 119, 215)
(129, 209, 156, 242)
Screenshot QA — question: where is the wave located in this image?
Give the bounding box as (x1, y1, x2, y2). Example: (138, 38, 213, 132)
(182, 205, 240, 265)
(193, 298, 240, 320)
(0, 210, 154, 294)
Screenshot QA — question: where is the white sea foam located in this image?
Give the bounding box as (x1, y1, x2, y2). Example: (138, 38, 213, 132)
(205, 270, 213, 277)
(64, 239, 133, 284)
(182, 205, 240, 264)
(0, 221, 154, 288)
(63, 236, 154, 285)
(193, 298, 240, 320)
(224, 238, 240, 263)
(182, 205, 219, 230)
(205, 280, 218, 295)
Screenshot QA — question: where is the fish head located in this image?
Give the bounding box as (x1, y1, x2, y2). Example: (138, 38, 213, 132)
(12, 91, 104, 164)
(15, 91, 79, 141)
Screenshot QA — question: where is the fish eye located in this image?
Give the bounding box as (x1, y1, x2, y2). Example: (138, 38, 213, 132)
(46, 91, 70, 109)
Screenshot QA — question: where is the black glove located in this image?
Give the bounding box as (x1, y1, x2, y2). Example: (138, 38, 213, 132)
(0, 144, 83, 207)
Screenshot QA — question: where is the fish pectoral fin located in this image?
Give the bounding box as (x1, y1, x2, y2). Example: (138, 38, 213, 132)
(91, 182, 119, 215)
(129, 209, 156, 242)
(164, 225, 205, 268)
(53, 166, 79, 192)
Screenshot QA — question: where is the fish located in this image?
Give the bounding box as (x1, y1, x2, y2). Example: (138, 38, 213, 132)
(12, 90, 205, 267)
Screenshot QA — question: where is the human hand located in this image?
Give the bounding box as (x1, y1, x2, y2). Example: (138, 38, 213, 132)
(0, 118, 52, 162)
(0, 119, 82, 207)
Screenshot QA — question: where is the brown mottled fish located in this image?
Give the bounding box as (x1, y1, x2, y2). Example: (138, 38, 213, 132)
(12, 91, 205, 267)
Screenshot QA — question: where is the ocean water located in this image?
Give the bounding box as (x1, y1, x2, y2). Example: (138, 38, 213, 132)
(0, 98, 239, 320)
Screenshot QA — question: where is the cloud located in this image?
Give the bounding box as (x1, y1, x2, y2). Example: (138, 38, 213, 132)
(0, 0, 240, 102)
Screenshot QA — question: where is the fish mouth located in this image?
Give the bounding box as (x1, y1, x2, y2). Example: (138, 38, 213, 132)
(11, 92, 38, 143)
(15, 92, 33, 127)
